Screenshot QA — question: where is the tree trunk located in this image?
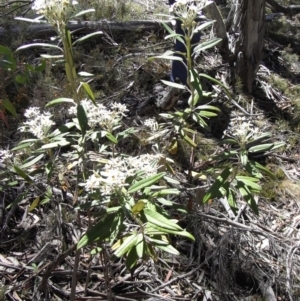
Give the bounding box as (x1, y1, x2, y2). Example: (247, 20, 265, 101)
(231, 0, 266, 93)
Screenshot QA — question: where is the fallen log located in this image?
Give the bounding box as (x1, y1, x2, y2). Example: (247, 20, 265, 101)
(0, 20, 169, 41)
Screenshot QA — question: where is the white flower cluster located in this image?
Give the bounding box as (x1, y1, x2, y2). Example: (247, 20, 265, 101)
(32, 0, 78, 30)
(68, 100, 128, 131)
(171, 0, 209, 27)
(19, 107, 55, 140)
(144, 118, 158, 132)
(85, 154, 161, 194)
(224, 113, 260, 143)
(0, 149, 13, 165)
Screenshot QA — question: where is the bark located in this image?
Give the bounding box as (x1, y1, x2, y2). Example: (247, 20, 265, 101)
(203, 1, 229, 53)
(267, 0, 300, 15)
(231, 0, 266, 93)
(0, 20, 166, 41)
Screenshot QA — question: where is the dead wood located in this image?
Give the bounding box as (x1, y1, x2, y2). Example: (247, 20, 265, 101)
(0, 20, 168, 40)
(267, 0, 300, 16)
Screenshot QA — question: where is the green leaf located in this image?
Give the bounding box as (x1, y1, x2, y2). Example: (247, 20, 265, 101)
(20, 154, 44, 169)
(72, 8, 95, 18)
(114, 233, 138, 257)
(162, 22, 185, 45)
(192, 20, 216, 34)
(46, 98, 75, 107)
(81, 82, 96, 103)
(248, 143, 273, 153)
(152, 189, 180, 197)
(91, 247, 102, 255)
(253, 161, 276, 179)
(161, 79, 186, 89)
(128, 173, 165, 193)
(148, 237, 169, 246)
(144, 209, 182, 231)
(155, 243, 180, 255)
(145, 223, 195, 241)
(203, 167, 231, 203)
(77, 104, 88, 136)
(3, 99, 17, 118)
(14, 165, 33, 183)
(240, 149, 248, 167)
(246, 133, 271, 148)
(0, 45, 16, 70)
(46, 161, 54, 180)
(15, 74, 27, 84)
(135, 233, 144, 258)
(78, 71, 94, 77)
(16, 43, 63, 52)
(182, 134, 197, 148)
(73, 31, 103, 45)
(199, 73, 232, 99)
(104, 131, 117, 144)
(41, 139, 70, 149)
(125, 246, 138, 269)
(270, 142, 285, 151)
(40, 54, 64, 59)
(29, 197, 40, 212)
(132, 200, 147, 215)
(77, 212, 122, 250)
(235, 176, 261, 192)
(193, 38, 222, 53)
(12, 142, 34, 151)
(237, 182, 259, 215)
(189, 68, 202, 103)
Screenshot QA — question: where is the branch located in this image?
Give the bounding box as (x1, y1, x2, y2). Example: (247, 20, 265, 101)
(267, 0, 300, 15)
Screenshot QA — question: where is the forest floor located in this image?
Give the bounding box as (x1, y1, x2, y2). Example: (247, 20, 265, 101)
(0, 1, 300, 301)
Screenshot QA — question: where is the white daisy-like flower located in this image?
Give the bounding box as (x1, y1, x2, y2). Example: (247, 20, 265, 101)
(68, 100, 128, 131)
(85, 154, 162, 194)
(0, 149, 13, 165)
(20, 106, 55, 140)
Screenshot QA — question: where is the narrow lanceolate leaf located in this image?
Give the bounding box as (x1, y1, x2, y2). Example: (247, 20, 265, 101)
(155, 244, 180, 255)
(235, 176, 261, 192)
(237, 182, 259, 215)
(3, 99, 17, 118)
(182, 134, 197, 148)
(144, 209, 182, 231)
(192, 20, 216, 34)
(248, 143, 273, 153)
(145, 223, 195, 241)
(113, 233, 138, 258)
(77, 213, 121, 250)
(240, 149, 248, 167)
(16, 43, 63, 52)
(128, 173, 165, 193)
(162, 22, 185, 45)
(125, 247, 138, 269)
(161, 80, 186, 89)
(270, 142, 285, 151)
(203, 167, 231, 204)
(77, 104, 88, 136)
(20, 154, 44, 169)
(253, 161, 276, 179)
(73, 31, 102, 45)
(72, 8, 95, 18)
(193, 38, 222, 53)
(29, 197, 40, 212)
(189, 68, 202, 103)
(81, 82, 96, 103)
(199, 73, 232, 99)
(135, 234, 144, 258)
(13, 166, 33, 183)
(46, 98, 75, 107)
